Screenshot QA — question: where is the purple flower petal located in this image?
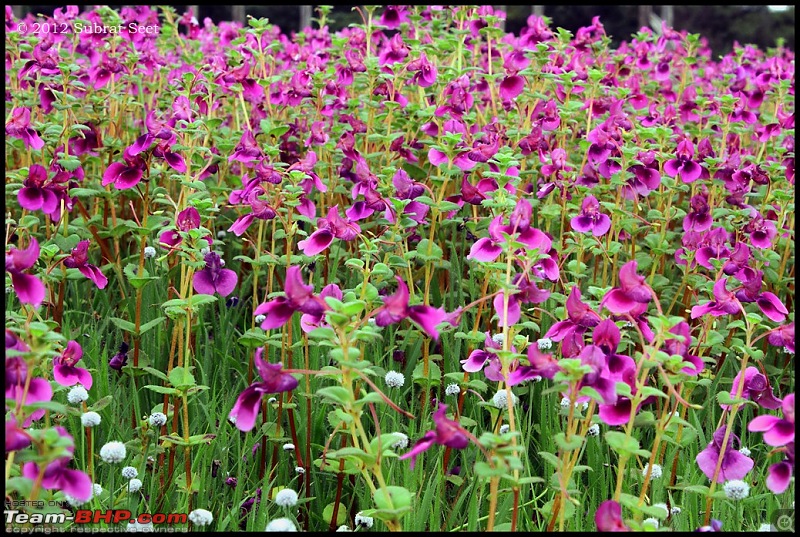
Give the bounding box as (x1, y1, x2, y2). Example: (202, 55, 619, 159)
(408, 305, 447, 340)
(298, 229, 334, 256)
(499, 75, 525, 100)
(766, 461, 793, 494)
(214, 269, 238, 297)
(467, 237, 502, 262)
(12, 273, 46, 308)
(229, 385, 264, 432)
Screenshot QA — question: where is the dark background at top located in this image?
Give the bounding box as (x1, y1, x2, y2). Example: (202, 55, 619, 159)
(15, 5, 796, 58)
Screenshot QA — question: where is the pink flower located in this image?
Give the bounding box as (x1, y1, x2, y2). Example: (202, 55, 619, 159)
(570, 195, 611, 237)
(53, 341, 93, 390)
(374, 277, 447, 340)
(695, 426, 754, 483)
(6, 238, 46, 308)
(192, 252, 237, 297)
(63, 240, 107, 290)
(595, 500, 630, 532)
(600, 261, 652, 315)
(229, 349, 298, 432)
(254, 266, 326, 331)
(399, 404, 469, 469)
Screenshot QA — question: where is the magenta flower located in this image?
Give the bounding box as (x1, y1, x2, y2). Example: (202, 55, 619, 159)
(723, 366, 782, 410)
(461, 332, 507, 383)
(467, 199, 552, 262)
(570, 195, 611, 236)
(254, 266, 325, 330)
(690, 278, 742, 319)
(407, 52, 437, 88)
(22, 427, 92, 501)
(102, 150, 146, 191)
(683, 193, 713, 232)
(6, 238, 46, 308)
(764, 446, 794, 494)
(767, 322, 794, 354)
(379, 5, 409, 29)
(600, 261, 652, 315)
(229, 348, 298, 432)
(63, 240, 108, 290)
(664, 138, 703, 183)
(695, 426, 754, 483)
(53, 341, 93, 390)
(300, 284, 342, 334)
(193, 252, 237, 297)
(662, 321, 704, 376)
(17, 165, 59, 214)
(6, 356, 53, 427)
(374, 277, 447, 340)
(748, 393, 795, 447)
(399, 404, 469, 469)
(544, 286, 602, 358)
(6, 419, 31, 452)
(734, 268, 789, 323)
(744, 213, 777, 249)
(499, 74, 526, 100)
(297, 205, 361, 256)
(595, 500, 630, 532)
(5, 107, 45, 150)
(159, 207, 204, 249)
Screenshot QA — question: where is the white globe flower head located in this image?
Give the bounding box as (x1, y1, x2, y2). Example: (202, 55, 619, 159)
(267, 397, 278, 404)
(100, 441, 127, 463)
(143, 246, 157, 259)
(81, 412, 101, 427)
(587, 424, 600, 437)
(537, 337, 553, 350)
(738, 446, 751, 457)
(722, 479, 750, 500)
(265, 518, 298, 532)
(64, 492, 90, 507)
(643, 463, 662, 479)
(127, 479, 143, 493)
(499, 424, 510, 435)
(384, 371, 405, 389)
(149, 412, 167, 427)
(642, 518, 659, 529)
(121, 466, 139, 479)
(188, 509, 214, 527)
(282, 443, 295, 452)
(93, 483, 103, 497)
(127, 520, 154, 533)
(67, 385, 89, 405)
(355, 512, 374, 529)
(492, 389, 517, 409)
(491, 333, 505, 345)
(757, 523, 773, 532)
(445, 383, 461, 396)
(670, 506, 682, 516)
(560, 397, 571, 408)
(391, 432, 409, 450)
(295, 466, 305, 475)
(255, 314, 267, 324)
(275, 489, 299, 508)
(199, 246, 210, 256)
(336, 525, 352, 532)
(217, 230, 227, 239)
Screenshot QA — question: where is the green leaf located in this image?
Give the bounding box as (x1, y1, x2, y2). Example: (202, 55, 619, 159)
(553, 433, 584, 452)
(412, 361, 441, 387)
(316, 387, 353, 406)
(110, 317, 136, 333)
(138, 316, 166, 336)
(144, 385, 180, 395)
(604, 431, 640, 455)
(168, 366, 196, 390)
(141, 366, 169, 383)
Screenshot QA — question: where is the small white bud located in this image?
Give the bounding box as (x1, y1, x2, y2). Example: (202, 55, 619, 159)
(143, 246, 156, 259)
(355, 512, 374, 529)
(282, 443, 295, 452)
(642, 517, 659, 529)
(267, 397, 277, 404)
(384, 371, 405, 388)
(188, 508, 214, 526)
(217, 230, 227, 239)
(127, 478, 143, 493)
(643, 463, 662, 479)
(275, 489, 299, 507)
(336, 525, 352, 532)
(99, 441, 127, 463)
(265, 518, 297, 532)
(722, 479, 750, 500)
(67, 385, 89, 405)
(492, 389, 517, 409)
(587, 424, 600, 437)
(149, 412, 167, 427)
(391, 432, 409, 450)
(92, 483, 103, 497)
(491, 333, 505, 345)
(121, 466, 139, 479)
(81, 412, 102, 427)
(295, 466, 305, 475)
(670, 506, 682, 516)
(255, 314, 267, 324)
(445, 383, 461, 396)
(536, 337, 553, 350)
(738, 446, 751, 457)
(499, 424, 510, 435)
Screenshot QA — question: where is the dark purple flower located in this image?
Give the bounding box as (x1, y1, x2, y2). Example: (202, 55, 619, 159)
(499, 74, 525, 100)
(5, 107, 45, 150)
(695, 520, 723, 532)
(63, 240, 107, 289)
(399, 404, 469, 469)
(193, 252, 237, 297)
(254, 266, 325, 331)
(6, 238, 46, 308)
(723, 366, 782, 410)
(767, 322, 794, 354)
(407, 52, 438, 88)
(690, 278, 742, 319)
(53, 341, 93, 390)
(748, 393, 795, 447)
(570, 195, 611, 236)
(595, 500, 630, 532)
(6, 419, 31, 452)
(380, 6, 409, 29)
(683, 192, 713, 232)
(600, 261, 652, 315)
(664, 138, 703, 183)
(298, 205, 360, 256)
(229, 348, 298, 432)
(545, 286, 601, 358)
(102, 150, 146, 191)
(662, 321, 704, 376)
(108, 341, 130, 371)
(374, 277, 447, 340)
(6, 356, 52, 427)
(17, 165, 59, 214)
(744, 213, 777, 250)
(695, 426, 754, 483)
(300, 284, 342, 333)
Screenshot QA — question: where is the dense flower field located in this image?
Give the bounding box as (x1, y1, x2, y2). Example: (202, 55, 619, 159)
(5, 4, 795, 532)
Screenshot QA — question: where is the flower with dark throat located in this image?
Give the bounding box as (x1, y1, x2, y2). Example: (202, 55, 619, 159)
(399, 404, 469, 469)
(229, 348, 298, 432)
(193, 252, 238, 297)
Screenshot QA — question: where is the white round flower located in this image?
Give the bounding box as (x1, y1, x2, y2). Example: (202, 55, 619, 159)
(81, 412, 101, 427)
(67, 385, 89, 405)
(143, 246, 156, 259)
(355, 512, 374, 528)
(560, 397, 571, 408)
(217, 230, 227, 239)
(670, 506, 682, 516)
(121, 466, 139, 479)
(537, 337, 553, 350)
(445, 383, 461, 396)
(652, 503, 668, 517)
(188, 508, 214, 526)
(149, 412, 167, 427)
(391, 432, 409, 450)
(722, 479, 750, 500)
(199, 247, 210, 255)
(643, 517, 659, 529)
(757, 523, 773, 532)
(127, 520, 154, 533)
(64, 492, 90, 507)
(127, 478, 143, 493)
(499, 424, 510, 435)
(643, 463, 662, 479)
(93, 483, 103, 497)
(587, 424, 600, 437)
(99, 441, 127, 463)
(265, 518, 298, 532)
(228, 415, 237, 425)
(492, 389, 517, 409)
(384, 371, 405, 389)
(255, 314, 267, 324)
(490, 333, 505, 346)
(738, 446, 751, 457)
(275, 489, 299, 507)
(267, 397, 278, 404)
(282, 443, 295, 452)
(580, 401, 588, 411)
(336, 525, 352, 532)
(295, 466, 305, 475)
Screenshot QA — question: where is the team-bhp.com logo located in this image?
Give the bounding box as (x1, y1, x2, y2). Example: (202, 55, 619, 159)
(6, 508, 188, 526)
